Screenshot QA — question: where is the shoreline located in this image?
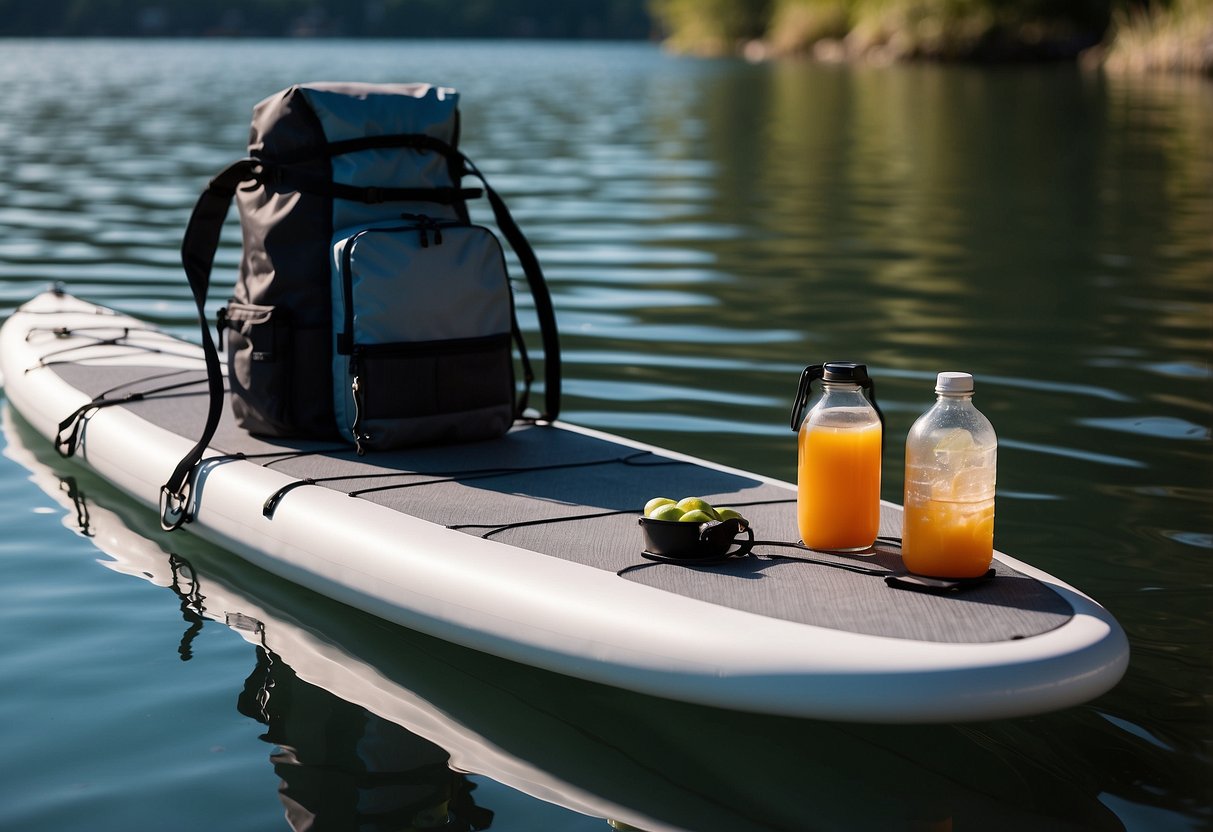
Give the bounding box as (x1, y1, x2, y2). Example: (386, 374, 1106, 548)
(655, 0, 1213, 77)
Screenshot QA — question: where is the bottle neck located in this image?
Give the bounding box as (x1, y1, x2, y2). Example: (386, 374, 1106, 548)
(820, 381, 869, 405)
(813, 381, 877, 418)
(936, 391, 973, 403)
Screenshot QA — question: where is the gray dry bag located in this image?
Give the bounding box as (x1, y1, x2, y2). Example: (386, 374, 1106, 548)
(160, 82, 560, 529)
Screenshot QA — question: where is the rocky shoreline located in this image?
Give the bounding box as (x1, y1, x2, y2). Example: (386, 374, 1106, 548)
(654, 0, 1213, 76)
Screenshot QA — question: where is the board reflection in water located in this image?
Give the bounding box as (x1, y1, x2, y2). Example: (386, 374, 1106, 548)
(236, 638, 493, 832)
(161, 552, 491, 832)
(158, 550, 494, 832)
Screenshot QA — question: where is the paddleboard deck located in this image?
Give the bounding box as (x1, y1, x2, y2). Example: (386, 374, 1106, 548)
(0, 290, 1129, 721)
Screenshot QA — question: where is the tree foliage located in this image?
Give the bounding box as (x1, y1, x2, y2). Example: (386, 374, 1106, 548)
(649, 0, 1202, 59)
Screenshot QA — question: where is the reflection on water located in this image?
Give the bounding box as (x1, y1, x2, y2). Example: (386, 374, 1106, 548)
(162, 555, 492, 829)
(0, 39, 1210, 831)
(236, 644, 493, 832)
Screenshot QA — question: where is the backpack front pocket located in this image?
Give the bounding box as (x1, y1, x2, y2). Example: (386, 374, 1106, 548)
(332, 220, 518, 451)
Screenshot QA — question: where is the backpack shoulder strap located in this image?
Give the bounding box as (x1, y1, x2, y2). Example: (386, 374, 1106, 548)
(160, 157, 260, 531)
(460, 153, 561, 423)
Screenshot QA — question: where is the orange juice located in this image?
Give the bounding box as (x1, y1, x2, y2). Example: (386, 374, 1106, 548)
(902, 497, 994, 578)
(797, 421, 882, 551)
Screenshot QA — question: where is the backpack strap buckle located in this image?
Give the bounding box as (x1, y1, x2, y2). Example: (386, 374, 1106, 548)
(160, 484, 191, 531)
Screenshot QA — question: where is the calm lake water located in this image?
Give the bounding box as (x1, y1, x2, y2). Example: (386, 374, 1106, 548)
(1, 39, 1210, 831)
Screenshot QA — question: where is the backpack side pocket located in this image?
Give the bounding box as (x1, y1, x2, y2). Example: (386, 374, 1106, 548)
(224, 302, 293, 436)
(225, 303, 339, 439)
(225, 302, 336, 438)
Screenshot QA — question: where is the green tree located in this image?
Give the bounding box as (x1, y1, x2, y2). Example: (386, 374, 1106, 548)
(649, 0, 772, 54)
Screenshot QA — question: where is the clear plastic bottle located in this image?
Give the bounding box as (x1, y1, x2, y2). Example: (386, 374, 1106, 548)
(790, 362, 883, 552)
(902, 372, 997, 578)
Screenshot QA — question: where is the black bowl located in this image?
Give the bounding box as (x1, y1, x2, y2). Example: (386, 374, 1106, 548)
(638, 516, 753, 560)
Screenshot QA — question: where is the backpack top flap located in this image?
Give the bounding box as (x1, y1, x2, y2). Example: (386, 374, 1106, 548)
(249, 82, 465, 229)
(250, 81, 460, 163)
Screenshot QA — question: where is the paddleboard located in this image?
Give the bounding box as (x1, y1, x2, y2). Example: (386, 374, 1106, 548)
(1, 412, 1125, 831)
(0, 289, 1129, 722)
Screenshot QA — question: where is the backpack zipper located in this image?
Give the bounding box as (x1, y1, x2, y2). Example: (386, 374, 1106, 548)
(339, 215, 462, 354)
(350, 348, 370, 455)
(399, 212, 451, 247)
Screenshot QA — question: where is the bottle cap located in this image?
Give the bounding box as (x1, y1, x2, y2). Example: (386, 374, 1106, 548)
(935, 371, 974, 394)
(822, 361, 870, 383)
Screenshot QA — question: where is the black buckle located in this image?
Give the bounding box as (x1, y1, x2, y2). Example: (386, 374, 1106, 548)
(159, 485, 190, 531)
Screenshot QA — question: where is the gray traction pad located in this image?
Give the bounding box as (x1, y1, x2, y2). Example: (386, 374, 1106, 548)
(52, 363, 1073, 644)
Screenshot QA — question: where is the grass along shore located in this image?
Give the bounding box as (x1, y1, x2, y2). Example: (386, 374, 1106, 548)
(1091, 0, 1213, 75)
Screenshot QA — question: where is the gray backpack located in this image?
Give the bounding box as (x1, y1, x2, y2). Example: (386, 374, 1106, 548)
(161, 82, 560, 528)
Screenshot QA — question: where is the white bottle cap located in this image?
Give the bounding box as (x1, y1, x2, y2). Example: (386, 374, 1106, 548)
(935, 371, 974, 394)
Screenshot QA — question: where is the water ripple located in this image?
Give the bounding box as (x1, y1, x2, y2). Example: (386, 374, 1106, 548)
(558, 287, 716, 310)
(551, 266, 730, 285)
(568, 409, 786, 436)
(565, 317, 801, 345)
(1000, 438, 1148, 469)
(1080, 416, 1211, 441)
(564, 349, 801, 374)
(1162, 531, 1213, 550)
(537, 244, 716, 266)
(563, 378, 777, 408)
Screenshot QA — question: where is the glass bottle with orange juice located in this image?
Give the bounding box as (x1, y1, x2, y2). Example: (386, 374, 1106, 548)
(789, 362, 884, 552)
(902, 372, 998, 578)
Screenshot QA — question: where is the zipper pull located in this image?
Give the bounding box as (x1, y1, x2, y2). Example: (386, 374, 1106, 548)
(351, 376, 368, 455)
(399, 213, 442, 248)
(350, 351, 370, 455)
